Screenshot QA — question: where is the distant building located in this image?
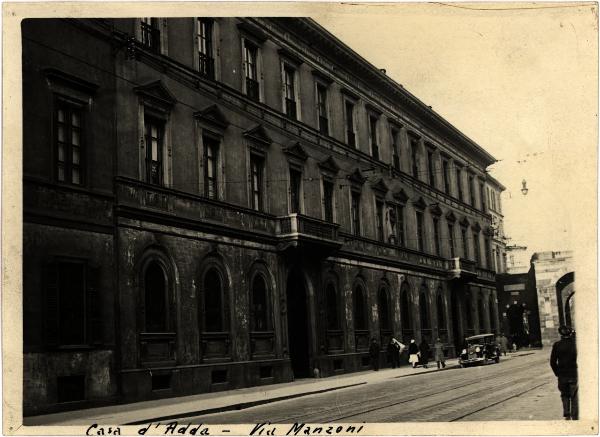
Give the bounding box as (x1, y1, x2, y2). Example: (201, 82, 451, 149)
(486, 175, 507, 274)
(532, 251, 575, 345)
(506, 244, 529, 274)
(23, 17, 504, 414)
(497, 250, 574, 348)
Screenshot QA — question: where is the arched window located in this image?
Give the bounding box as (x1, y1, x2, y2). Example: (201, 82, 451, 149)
(353, 284, 367, 330)
(401, 284, 411, 332)
(144, 261, 167, 332)
(251, 274, 269, 331)
(378, 287, 391, 331)
(436, 290, 445, 331)
(203, 268, 223, 332)
(326, 283, 339, 330)
(419, 286, 430, 330)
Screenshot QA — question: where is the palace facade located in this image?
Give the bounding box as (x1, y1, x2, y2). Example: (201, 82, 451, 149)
(23, 17, 506, 414)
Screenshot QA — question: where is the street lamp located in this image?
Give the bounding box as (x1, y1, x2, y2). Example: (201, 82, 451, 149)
(521, 179, 529, 195)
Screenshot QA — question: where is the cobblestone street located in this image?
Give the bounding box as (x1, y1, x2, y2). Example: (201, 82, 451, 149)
(187, 350, 561, 423)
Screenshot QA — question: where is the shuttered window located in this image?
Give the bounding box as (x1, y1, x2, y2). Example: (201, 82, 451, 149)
(45, 260, 101, 347)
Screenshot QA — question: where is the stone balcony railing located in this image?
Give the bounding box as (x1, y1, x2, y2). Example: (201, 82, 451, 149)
(339, 232, 450, 273)
(115, 177, 277, 237)
(448, 257, 496, 283)
(277, 213, 342, 253)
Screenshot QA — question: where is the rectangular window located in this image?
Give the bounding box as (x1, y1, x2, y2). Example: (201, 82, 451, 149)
(345, 101, 356, 148)
(47, 261, 86, 346)
(197, 19, 214, 79)
(410, 137, 419, 179)
(473, 232, 481, 264)
(397, 204, 405, 247)
(56, 101, 83, 185)
(140, 18, 161, 53)
(203, 136, 219, 199)
(456, 167, 463, 201)
(442, 160, 450, 194)
(485, 238, 492, 269)
(351, 191, 361, 236)
(369, 116, 379, 160)
(391, 129, 400, 171)
(469, 174, 476, 206)
(433, 217, 441, 256)
(250, 154, 264, 211)
(244, 41, 259, 101)
(323, 179, 334, 222)
(316, 83, 329, 135)
(376, 200, 384, 242)
(416, 211, 424, 252)
(480, 183, 486, 211)
(427, 150, 435, 186)
(289, 167, 302, 213)
(283, 65, 297, 119)
(145, 117, 163, 185)
(497, 192, 502, 213)
(461, 227, 468, 258)
(448, 223, 455, 258)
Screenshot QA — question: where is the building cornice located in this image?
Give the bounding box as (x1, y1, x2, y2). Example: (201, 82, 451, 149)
(266, 18, 497, 167)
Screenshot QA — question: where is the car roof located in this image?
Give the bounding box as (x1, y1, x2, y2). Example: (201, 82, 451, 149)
(465, 334, 495, 341)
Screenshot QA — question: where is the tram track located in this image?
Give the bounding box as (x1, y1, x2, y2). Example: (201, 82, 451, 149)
(302, 368, 550, 422)
(195, 354, 551, 424)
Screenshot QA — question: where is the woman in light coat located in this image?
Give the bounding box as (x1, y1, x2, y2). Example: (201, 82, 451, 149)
(408, 339, 419, 368)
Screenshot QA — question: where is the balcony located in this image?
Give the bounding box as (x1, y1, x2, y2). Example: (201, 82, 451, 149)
(277, 213, 341, 254)
(448, 257, 478, 280)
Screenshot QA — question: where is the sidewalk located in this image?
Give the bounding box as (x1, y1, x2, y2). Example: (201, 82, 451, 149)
(24, 352, 531, 426)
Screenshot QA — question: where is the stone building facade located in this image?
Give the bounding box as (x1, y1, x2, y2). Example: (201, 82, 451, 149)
(531, 251, 575, 346)
(23, 17, 503, 414)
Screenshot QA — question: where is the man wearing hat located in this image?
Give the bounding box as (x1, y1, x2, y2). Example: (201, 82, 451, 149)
(550, 326, 578, 420)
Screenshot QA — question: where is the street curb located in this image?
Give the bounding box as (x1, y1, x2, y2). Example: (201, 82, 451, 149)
(124, 382, 367, 425)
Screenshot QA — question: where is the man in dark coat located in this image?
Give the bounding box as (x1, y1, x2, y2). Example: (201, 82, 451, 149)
(419, 338, 430, 369)
(387, 338, 399, 369)
(550, 326, 578, 420)
(369, 338, 380, 371)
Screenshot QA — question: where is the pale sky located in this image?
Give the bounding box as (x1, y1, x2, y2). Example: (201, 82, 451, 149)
(315, 2, 598, 257)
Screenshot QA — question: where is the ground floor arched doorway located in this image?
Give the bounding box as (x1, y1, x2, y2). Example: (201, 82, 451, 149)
(450, 285, 462, 355)
(286, 268, 310, 378)
(556, 272, 575, 329)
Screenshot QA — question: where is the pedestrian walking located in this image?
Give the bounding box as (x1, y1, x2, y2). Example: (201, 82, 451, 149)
(419, 338, 430, 369)
(433, 337, 446, 369)
(408, 339, 419, 368)
(550, 326, 578, 420)
(369, 338, 380, 371)
(496, 332, 508, 356)
(387, 338, 399, 369)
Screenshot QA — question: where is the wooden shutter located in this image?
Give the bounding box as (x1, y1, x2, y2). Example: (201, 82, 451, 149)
(44, 261, 59, 347)
(87, 265, 103, 346)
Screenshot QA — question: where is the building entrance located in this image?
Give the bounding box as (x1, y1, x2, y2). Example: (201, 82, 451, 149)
(286, 269, 310, 378)
(450, 287, 463, 354)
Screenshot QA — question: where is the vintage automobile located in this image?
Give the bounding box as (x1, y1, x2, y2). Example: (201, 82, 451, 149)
(459, 333, 501, 367)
